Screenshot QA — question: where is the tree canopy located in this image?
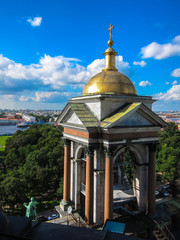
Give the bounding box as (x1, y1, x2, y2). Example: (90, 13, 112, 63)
(0, 124, 64, 210)
(157, 122, 180, 182)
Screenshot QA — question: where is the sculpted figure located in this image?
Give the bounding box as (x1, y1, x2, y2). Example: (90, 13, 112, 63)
(24, 197, 38, 220)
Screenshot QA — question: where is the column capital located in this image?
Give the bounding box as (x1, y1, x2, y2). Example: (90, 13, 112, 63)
(104, 146, 114, 157)
(84, 145, 94, 156)
(148, 143, 158, 152)
(63, 138, 71, 146)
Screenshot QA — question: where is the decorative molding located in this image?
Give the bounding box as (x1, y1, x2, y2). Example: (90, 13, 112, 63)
(104, 146, 115, 157)
(63, 138, 71, 146)
(134, 162, 149, 166)
(73, 158, 82, 164)
(148, 143, 158, 152)
(64, 128, 89, 139)
(94, 169, 105, 174)
(84, 145, 94, 156)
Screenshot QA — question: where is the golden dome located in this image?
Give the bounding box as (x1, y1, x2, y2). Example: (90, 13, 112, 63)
(83, 71, 137, 96)
(83, 24, 137, 96)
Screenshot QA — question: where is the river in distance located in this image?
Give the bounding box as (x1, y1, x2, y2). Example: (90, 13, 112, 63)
(0, 125, 28, 136)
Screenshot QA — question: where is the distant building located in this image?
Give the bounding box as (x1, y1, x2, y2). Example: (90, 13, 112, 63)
(22, 115, 36, 123)
(0, 118, 20, 125)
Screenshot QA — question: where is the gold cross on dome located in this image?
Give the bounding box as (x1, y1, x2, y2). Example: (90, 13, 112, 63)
(108, 24, 114, 40)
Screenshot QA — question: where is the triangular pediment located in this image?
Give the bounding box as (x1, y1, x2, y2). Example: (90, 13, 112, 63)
(118, 111, 153, 126)
(66, 111, 84, 125)
(101, 103, 167, 129)
(57, 102, 99, 128)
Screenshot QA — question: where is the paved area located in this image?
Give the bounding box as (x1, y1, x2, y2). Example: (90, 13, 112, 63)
(38, 206, 85, 227)
(38, 209, 59, 218)
(113, 185, 135, 203)
(47, 214, 81, 226)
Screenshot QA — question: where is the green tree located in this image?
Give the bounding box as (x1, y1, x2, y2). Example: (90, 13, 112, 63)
(0, 170, 26, 209)
(0, 124, 64, 213)
(157, 122, 180, 182)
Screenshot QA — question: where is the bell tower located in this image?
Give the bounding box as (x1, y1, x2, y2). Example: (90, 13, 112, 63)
(58, 25, 167, 225)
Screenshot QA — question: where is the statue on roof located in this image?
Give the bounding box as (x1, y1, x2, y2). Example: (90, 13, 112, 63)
(24, 197, 38, 221)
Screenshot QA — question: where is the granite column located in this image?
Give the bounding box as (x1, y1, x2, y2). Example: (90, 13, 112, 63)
(104, 147, 114, 223)
(85, 146, 94, 225)
(63, 139, 71, 203)
(148, 143, 157, 214)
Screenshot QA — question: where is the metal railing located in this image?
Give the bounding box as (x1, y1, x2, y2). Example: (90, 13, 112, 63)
(154, 220, 175, 240)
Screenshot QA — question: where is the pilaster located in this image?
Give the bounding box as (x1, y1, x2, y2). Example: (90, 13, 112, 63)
(74, 159, 82, 210)
(93, 149, 105, 225)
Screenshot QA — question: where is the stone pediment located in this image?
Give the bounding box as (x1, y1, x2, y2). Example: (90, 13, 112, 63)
(58, 102, 167, 129)
(57, 103, 99, 128)
(100, 103, 167, 129)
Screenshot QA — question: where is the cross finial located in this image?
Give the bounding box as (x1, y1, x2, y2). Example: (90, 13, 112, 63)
(108, 24, 114, 40)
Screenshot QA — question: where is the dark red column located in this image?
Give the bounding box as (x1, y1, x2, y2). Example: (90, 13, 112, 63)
(104, 147, 114, 223)
(148, 143, 157, 214)
(85, 146, 94, 225)
(63, 139, 71, 203)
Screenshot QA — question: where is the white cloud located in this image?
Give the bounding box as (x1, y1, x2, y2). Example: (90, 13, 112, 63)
(19, 91, 77, 103)
(172, 80, 178, 85)
(171, 68, 180, 77)
(165, 80, 178, 85)
(19, 96, 31, 102)
(155, 84, 180, 101)
(33, 91, 72, 102)
(27, 17, 42, 27)
(139, 80, 151, 87)
(133, 60, 147, 67)
(0, 53, 131, 104)
(141, 35, 180, 59)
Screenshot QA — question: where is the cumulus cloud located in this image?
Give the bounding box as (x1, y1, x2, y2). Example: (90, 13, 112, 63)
(139, 80, 151, 87)
(141, 35, 180, 59)
(27, 17, 42, 26)
(171, 68, 180, 77)
(172, 80, 178, 85)
(0, 54, 130, 92)
(165, 80, 178, 85)
(155, 84, 180, 101)
(133, 60, 147, 67)
(19, 91, 75, 103)
(0, 53, 130, 104)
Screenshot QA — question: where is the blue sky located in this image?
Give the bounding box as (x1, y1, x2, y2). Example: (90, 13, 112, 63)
(0, 0, 180, 111)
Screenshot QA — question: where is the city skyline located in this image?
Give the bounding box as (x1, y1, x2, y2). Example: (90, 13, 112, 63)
(0, 0, 180, 111)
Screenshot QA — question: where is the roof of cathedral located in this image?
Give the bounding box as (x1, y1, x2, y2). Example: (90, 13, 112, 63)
(83, 24, 137, 96)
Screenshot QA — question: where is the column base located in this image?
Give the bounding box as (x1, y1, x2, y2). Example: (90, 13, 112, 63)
(60, 200, 71, 211)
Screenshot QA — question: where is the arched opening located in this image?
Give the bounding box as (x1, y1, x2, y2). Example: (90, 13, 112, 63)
(114, 150, 135, 189)
(113, 148, 138, 216)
